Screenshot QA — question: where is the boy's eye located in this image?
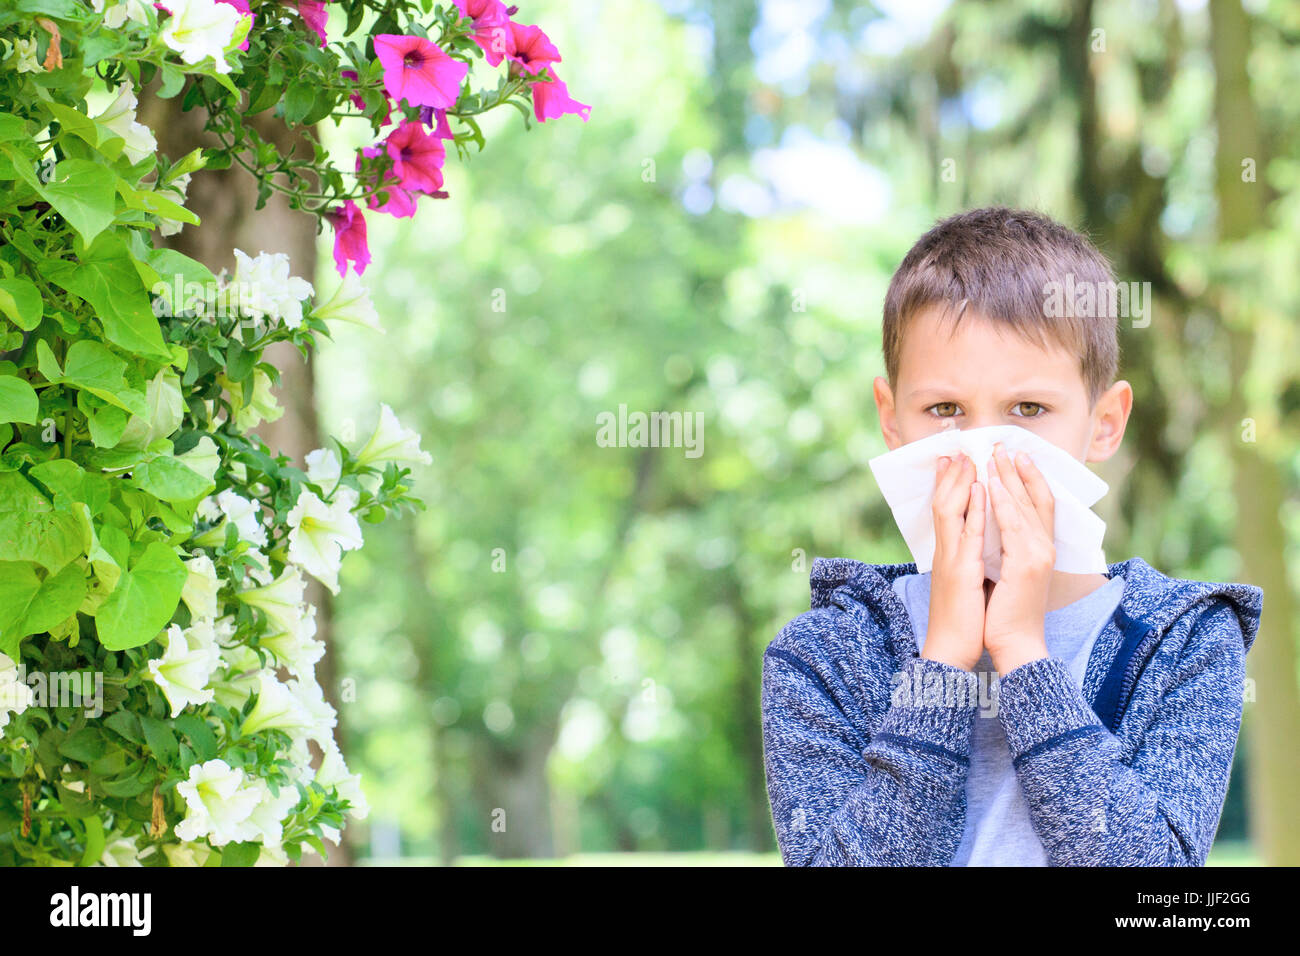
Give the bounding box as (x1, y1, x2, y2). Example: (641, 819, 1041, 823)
(928, 402, 960, 418)
(1014, 402, 1046, 417)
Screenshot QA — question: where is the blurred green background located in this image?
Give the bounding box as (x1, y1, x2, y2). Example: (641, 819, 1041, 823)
(173, 0, 1300, 864)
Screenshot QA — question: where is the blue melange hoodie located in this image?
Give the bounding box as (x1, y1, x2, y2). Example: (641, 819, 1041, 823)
(760, 555, 1263, 866)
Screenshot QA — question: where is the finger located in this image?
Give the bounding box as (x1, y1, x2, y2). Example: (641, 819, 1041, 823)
(931, 455, 956, 554)
(932, 454, 971, 553)
(986, 467, 1024, 540)
(958, 477, 985, 562)
(992, 443, 1034, 513)
(1014, 451, 1056, 535)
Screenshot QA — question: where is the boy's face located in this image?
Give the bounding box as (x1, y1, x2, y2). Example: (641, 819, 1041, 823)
(873, 303, 1131, 463)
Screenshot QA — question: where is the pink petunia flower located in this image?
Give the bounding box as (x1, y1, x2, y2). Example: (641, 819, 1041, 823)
(294, 0, 329, 47)
(530, 71, 590, 123)
(453, 0, 512, 66)
(342, 69, 393, 125)
(504, 22, 560, 77)
(384, 119, 446, 194)
(215, 0, 254, 51)
(418, 105, 455, 140)
(373, 34, 468, 110)
(357, 145, 419, 218)
(326, 200, 370, 277)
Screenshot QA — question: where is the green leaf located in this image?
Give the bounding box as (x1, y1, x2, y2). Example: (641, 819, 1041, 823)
(0, 471, 90, 572)
(116, 179, 200, 225)
(45, 102, 102, 151)
(99, 762, 150, 797)
(0, 276, 43, 330)
(157, 62, 186, 99)
(93, 540, 185, 650)
(81, 31, 134, 70)
(0, 562, 41, 658)
(79, 392, 131, 447)
(139, 713, 179, 765)
(28, 459, 103, 511)
(220, 841, 261, 867)
(134, 454, 213, 502)
(78, 815, 106, 867)
(36, 338, 62, 380)
(284, 80, 316, 125)
(58, 727, 106, 762)
(37, 159, 117, 246)
(0, 112, 32, 145)
(55, 340, 149, 418)
(174, 714, 217, 762)
(104, 709, 144, 746)
(39, 232, 170, 359)
(0, 376, 38, 424)
(0, 560, 87, 656)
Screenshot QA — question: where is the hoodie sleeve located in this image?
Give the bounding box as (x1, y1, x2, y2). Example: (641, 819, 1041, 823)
(761, 619, 979, 866)
(995, 598, 1249, 865)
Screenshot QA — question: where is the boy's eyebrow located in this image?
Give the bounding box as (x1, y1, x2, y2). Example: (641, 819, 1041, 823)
(906, 385, 1073, 401)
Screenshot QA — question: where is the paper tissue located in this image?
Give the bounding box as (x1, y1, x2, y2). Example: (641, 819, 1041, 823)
(867, 424, 1108, 582)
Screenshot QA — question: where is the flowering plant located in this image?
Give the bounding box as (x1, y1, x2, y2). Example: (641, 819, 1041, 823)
(0, 0, 585, 865)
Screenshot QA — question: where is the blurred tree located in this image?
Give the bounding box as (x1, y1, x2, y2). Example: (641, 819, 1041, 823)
(1208, 0, 1299, 866)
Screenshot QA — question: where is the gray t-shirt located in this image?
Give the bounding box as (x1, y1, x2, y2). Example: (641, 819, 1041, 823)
(891, 571, 1126, 865)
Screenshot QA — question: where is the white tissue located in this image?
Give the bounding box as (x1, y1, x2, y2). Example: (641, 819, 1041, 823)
(867, 424, 1108, 582)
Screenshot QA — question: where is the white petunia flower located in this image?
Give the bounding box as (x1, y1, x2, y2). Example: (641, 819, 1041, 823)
(91, 0, 155, 29)
(316, 738, 369, 820)
(283, 734, 315, 785)
(286, 488, 363, 594)
(255, 842, 290, 866)
(162, 840, 214, 867)
(156, 171, 192, 237)
(0, 652, 33, 734)
(229, 367, 284, 431)
(193, 489, 267, 547)
(147, 621, 221, 718)
(313, 271, 383, 333)
(180, 552, 221, 621)
(12, 37, 41, 73)
(195, 494, 221, 524)
(217, 488, 268, 547)
(174, 759, 261, 846)
(213, 663, 271, 710)
(240, 672, 314, 737)
(98, 836, 143, 866)
(242, 776, 301, 848)
(287, 675, 337, 746)
(304, 448, 341, 488)
(356, 404, 432, 470)
(231, 249, 314, 329)
(260, 604, 325, 679)
(235, 564, 305, 636)
(158, 0, 246, 75)
(94, 85, 157, 165)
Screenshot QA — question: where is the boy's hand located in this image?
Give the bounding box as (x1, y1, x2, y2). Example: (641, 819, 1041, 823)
(983, 442, 1053, 675)
(923, 453, 987, 672)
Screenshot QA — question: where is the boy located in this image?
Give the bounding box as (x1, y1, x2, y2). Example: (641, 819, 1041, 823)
(760, 207, 1263, 866)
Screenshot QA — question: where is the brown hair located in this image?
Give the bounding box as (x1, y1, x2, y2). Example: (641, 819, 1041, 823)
(882, 206, 1120, 408)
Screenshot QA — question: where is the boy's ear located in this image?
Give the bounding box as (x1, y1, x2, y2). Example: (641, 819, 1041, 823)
(1086, 379, 1133, 463)
(873, 376, 903, 451)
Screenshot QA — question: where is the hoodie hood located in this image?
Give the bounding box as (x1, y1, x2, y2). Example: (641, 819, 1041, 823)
(809, 554, 1263, 655)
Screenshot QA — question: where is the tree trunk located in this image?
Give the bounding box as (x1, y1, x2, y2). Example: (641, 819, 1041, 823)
(473, 731, 557, 860)
(138, 80, 354, 866)
(1208, 0, 1300, 865)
